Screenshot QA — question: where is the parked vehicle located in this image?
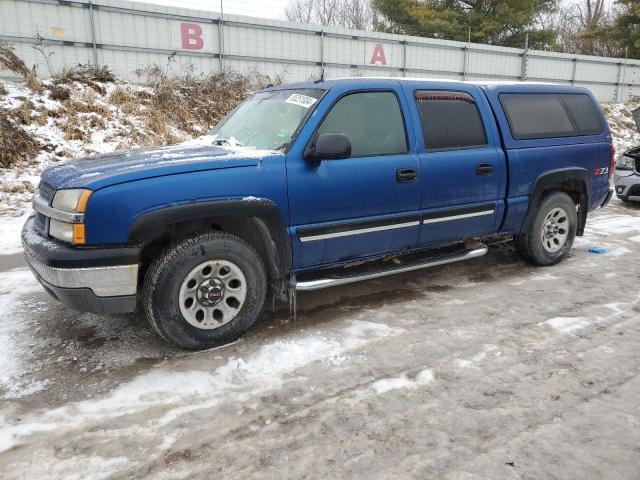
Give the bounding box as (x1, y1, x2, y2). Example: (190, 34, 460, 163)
(614, 106, 640, 202)
(22, 78, 614, 349)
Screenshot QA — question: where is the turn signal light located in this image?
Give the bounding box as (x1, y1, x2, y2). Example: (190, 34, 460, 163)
(73, 224, 86, 244)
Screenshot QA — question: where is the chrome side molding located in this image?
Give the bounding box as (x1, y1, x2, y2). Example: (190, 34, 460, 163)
(295, 245, 488, 291)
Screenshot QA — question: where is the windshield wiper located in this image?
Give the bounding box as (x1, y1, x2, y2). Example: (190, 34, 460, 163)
(212, 137, 245, 147)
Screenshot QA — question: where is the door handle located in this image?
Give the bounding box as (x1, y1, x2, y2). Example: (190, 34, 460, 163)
(475, 163, 494, 176)
(396, 168, 418, 183)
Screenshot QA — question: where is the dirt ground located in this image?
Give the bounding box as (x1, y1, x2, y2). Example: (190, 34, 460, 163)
(0, 197, 639, 479)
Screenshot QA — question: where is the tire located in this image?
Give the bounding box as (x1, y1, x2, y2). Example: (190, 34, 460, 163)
(143, 231, 267, 350)
(515, 192, 578, 266)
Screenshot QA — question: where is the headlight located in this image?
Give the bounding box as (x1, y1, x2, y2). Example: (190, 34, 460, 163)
(52, 189, 92, 213)
(49, 189, 91, 244)
(615, 155, 635, 171)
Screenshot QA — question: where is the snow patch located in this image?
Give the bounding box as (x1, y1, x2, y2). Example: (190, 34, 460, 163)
(545, 317, 591, 333)
(0, 206, 31, 255)
(456, 344, 499, 369)
(0, 320, 401, 452)
(371, 369, 433, 394)
(0, 268, 47, 396)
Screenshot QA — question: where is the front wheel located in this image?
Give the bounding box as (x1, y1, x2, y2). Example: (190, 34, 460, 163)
(143, 231, 267, 350)
(515, 192, 578, 266)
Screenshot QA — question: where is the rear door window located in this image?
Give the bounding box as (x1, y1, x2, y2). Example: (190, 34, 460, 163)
(317, 91, 408, 157)
(560, 93, 604, 135)
(499, 93, 577, 140)
(414, 91, 487, 150)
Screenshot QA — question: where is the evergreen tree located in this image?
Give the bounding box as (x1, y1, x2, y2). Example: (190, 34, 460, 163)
(613, 0, 640, 58)
(372, 0, 557, 49)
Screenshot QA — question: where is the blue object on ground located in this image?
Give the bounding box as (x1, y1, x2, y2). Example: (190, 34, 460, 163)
(588, 248, 607, 254)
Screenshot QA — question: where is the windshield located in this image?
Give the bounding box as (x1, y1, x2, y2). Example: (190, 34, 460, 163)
(208, 89, 324, 151)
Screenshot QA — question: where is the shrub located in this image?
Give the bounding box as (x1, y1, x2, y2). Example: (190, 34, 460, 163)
(48, 84, 70, 101)
(0, 42, 29, 78)
(53, 64, 116, 94)
(0, 109, 40, 167)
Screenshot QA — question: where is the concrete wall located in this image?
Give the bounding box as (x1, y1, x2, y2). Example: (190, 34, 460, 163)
(2, 0, 640, 102)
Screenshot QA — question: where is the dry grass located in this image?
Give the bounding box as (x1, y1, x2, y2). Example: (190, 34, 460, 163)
(0, 42, 29, 78)
(25, 68, 43, 93)
(53, 64, 116, 95)
(135, 65, 250, 138)
(0, 108, 40, 167)
(0, 49, 281, 170)
(0, 43, 43, 93)
(48, 84, 70, 101)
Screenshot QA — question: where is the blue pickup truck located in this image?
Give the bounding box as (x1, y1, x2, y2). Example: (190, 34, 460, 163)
(22, 78, 614, 349)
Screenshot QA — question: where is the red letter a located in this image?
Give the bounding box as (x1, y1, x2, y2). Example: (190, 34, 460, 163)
(370, 43, 387, 65)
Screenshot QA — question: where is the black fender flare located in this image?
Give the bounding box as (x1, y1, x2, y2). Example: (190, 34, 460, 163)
(128, 198, 291, 299)
(525, 167, 590, 236)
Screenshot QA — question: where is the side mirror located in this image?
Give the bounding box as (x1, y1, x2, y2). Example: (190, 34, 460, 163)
(307, 133, 351, 162)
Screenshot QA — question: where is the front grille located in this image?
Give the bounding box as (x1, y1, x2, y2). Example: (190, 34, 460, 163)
(38, 181, 54, 201)
(627, 185, 640, 197)
(35, 181, 54, 235)
(35, 212, 47, 232)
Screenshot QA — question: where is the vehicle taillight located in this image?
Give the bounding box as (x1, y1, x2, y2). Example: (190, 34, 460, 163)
(609, 144, 615, 180)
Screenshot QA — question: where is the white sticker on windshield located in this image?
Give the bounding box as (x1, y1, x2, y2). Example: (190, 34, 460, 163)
(285, 93, 318, 109)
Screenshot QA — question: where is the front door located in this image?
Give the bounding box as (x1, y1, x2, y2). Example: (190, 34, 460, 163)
(287, 87, 421, 269)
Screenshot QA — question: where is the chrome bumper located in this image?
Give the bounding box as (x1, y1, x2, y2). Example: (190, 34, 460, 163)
(26, 254, 138, 297)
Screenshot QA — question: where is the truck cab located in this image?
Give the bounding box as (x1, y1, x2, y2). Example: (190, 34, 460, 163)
(22, 78, 614, 349)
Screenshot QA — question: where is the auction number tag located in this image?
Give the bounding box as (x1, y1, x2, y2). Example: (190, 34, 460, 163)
(285, 94, 317, 109)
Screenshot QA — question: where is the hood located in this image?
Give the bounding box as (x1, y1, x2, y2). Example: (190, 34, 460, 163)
(633, 106, 640, 133)
(40, 141, 277, 191)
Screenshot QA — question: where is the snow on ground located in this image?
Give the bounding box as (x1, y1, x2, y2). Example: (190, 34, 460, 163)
(0, 197, 639, 478)
(0, 268, 49, 397)
(0, 309, 400, 452)
(0, 78, 196, 214)
(0, 206, 30, 255)
(602, 98, 640, 154)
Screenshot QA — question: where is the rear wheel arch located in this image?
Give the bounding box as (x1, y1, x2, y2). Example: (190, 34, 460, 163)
(525, 168, 589, 236)
(129, 199, 291, 301)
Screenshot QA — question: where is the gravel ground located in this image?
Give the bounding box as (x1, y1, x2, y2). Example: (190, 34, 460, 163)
(0, 197, 639, 479)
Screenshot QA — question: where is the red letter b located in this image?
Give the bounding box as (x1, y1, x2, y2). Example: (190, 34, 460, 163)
(181, 23, 203, 50)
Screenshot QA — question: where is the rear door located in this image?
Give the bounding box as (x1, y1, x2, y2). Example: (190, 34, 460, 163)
(403, 84, 507, 247)
(286, 85, 421, 269)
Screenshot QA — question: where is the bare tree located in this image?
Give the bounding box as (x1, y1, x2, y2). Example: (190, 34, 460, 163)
(577, 0, 606, 55)
(285, 0, 374, 30)
(541, 1, 619, 56)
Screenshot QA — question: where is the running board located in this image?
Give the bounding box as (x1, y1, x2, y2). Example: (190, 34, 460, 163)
(295, 245, 488, 291)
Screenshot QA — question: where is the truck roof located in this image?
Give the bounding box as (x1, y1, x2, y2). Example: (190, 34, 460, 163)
(263, 77, 590, 95)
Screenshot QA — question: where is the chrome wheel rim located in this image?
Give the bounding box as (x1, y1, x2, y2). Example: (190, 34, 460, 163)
(178, 259, 247, 330)
(541, 207, 569, 253)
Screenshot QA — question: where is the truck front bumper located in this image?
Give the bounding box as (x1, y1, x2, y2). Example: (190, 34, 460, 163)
(22, 215, 140, 314)
(614, 171, 640, 201)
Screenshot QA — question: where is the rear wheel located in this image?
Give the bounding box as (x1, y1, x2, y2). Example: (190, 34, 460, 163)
(143, 231, 267, 350)
(515, 192, 577, 266)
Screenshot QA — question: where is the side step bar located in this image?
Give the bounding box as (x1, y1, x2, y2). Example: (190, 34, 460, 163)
(295, 245, 488, 291)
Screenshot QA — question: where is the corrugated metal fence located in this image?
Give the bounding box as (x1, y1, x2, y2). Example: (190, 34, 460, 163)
(1, 0, 640, 102)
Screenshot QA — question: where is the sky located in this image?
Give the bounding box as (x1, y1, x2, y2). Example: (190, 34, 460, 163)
(128, 0, 290, 19)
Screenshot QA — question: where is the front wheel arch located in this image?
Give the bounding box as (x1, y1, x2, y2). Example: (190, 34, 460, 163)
(129, 199, 291, 301)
